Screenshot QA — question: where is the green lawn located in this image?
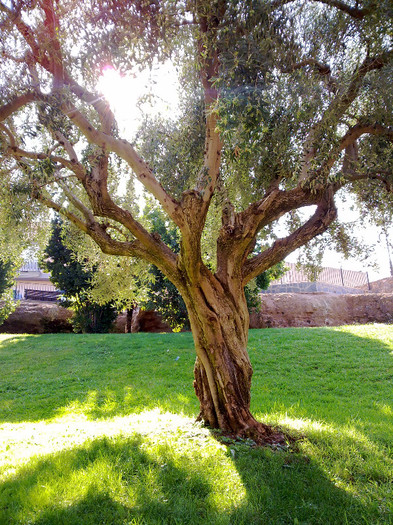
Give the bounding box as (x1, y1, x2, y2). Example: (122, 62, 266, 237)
(0, 325, 392, 524)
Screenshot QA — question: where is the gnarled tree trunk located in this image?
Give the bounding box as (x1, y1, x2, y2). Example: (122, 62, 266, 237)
(182, 269, 284, 445)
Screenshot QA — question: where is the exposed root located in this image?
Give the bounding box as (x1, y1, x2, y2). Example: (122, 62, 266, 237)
(199, 416, 295, 449)
(224, 422, 289, 448)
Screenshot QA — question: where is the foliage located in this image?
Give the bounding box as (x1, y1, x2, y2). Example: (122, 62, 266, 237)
(70, 299, 118, 334)
(0, 258, 15, 297)
(245, 263, 287, 312)
(139, 206, 189, 331)
(0, 257, 18, 325)
(42, 218, 117, 333)
(1, 325, 393, 523)
(1, 0, 393, 434)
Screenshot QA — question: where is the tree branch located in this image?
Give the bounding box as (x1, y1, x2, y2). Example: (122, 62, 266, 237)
(318, 121, 393, 178)
(299, 50, 393, 182)
(340, 122, 393, 151)
(282, 58, 338, 93)
(270, 0, 374, 19)
(6, 143, 86, 180)
(0, 122, 16, 148)
(0, 92, 40, 122)
(55, 177, 95, 223)
(243, 191, 337, 283)
(193, 1, 225, 207)
(59, 99, 182, 225)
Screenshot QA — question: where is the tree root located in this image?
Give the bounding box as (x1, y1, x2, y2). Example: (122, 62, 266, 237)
(200, 417, 293, 449)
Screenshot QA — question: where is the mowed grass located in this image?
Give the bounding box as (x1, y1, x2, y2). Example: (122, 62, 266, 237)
(0, 325, 392, 524)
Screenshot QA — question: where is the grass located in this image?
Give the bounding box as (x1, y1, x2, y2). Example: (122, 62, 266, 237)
(0, 325, 392, 524)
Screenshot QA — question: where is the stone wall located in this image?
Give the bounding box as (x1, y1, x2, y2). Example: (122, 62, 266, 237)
(0, 301, 73, 334)
(250, 292, 393, 328)
(364, 276, 393, 293)
(2, 293, 393, 333)
(0, 301, 172, 334)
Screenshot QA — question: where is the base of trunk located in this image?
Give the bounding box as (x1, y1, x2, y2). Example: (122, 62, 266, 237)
(196, 411, 288, 447)
(193, 357, 288, 447)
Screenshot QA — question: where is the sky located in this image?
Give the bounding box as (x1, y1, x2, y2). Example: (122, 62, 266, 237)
(98, 66, 393, 284)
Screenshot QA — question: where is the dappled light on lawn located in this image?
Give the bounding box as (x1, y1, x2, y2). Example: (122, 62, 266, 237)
(268, 415, 393, 494)
(0, 410, 212, 479)
(1, 327, 393, 523)
(1, 412, 248, 524)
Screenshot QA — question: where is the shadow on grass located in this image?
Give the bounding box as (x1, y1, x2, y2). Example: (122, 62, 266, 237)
(0, 433, 379, 525)
(1, 328, 392, 523)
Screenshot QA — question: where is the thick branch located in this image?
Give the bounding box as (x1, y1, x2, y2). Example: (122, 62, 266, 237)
(0, 92, 40, 121)
(192, 1, 224, 214)
(320, 121, 393, 178)
(300, 50, 393, 182)
(322, 52, 393, 130)
(243, 192, 337, 283)
(0, 122, 16, 147)
(0, 1, 50, 68)
(271, 0, 373, 19)
(309, 0, 373, 18)
(5, 0, 114, 130)
(283, 58, 338, 93)
(216, 186, 325, 287)
(6, 144, 85, 180)
(340, 122, 393, 151)
(39, 0, 64, 88)
(60, 99, 182, 225)
(36, 190, 180, 279)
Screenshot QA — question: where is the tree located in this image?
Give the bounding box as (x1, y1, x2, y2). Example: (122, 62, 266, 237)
(0, 257, 18, 325)
(138, 205, 190, 331)
(42, 217, 118, 333)
(142, 205, 286, 330)
(0, 0, 392, 443)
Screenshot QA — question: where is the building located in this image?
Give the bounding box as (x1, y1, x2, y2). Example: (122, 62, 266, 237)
(14, 261, 61, 301)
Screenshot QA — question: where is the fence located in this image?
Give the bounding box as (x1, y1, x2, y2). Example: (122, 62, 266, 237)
(14, 282, 60, 301)
(266, 262, 369, 294)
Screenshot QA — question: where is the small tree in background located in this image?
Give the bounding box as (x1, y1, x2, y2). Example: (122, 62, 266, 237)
(42, 218, 117, 333)
(0, 257, 18, 325)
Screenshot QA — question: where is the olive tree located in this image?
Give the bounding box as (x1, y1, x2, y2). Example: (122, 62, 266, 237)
(0, 0, 392, 443)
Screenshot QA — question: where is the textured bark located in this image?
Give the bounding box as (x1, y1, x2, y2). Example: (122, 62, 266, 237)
(125, 307, 133, 333)
(182, 269, 285, 445)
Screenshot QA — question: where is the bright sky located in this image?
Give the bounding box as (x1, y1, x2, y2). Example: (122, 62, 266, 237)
(285, 197, 393, 282)
(97, 63, 180, 138)
(98, 66, 393, 283)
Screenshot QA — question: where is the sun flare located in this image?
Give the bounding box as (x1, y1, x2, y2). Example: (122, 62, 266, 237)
(97, 63, 179, 135)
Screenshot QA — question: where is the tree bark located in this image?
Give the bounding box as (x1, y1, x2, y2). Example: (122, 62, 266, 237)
(182, 270, 285, 445)
(125, 306, 134, 333)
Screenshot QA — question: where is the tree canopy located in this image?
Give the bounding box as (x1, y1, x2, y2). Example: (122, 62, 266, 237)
(0, 0, 392, 442)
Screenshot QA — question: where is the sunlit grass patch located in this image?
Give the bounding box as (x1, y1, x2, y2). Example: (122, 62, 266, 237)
(1, 413, 247, 524)
(1, 326, 393, 524)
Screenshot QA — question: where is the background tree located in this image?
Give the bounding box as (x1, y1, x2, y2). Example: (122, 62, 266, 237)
(42, 218, 118, 333)
(0, 257, 19, 325)
(0, 0, 392, 443)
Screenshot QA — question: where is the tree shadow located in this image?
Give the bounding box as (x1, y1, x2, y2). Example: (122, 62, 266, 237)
(0, 432, 383, 525)
(227, 429, 393, 524)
